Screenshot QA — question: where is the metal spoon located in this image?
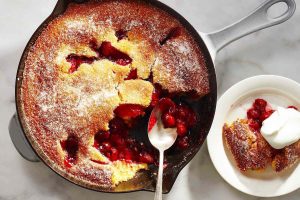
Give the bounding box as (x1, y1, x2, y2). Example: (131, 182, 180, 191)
(148, 100, 178, 200)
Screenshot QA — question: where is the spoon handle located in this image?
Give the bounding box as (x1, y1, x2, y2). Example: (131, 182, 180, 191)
(154, 150, 164, 200)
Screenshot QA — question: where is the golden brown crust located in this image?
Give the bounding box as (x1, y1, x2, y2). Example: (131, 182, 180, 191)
(152, 37, 209, 96)
(20, 0, 210, 188)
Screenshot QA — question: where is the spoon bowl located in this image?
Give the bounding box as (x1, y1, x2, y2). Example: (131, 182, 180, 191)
(148, 104, 178, 151)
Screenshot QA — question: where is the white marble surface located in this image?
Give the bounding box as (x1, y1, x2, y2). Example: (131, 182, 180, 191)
(0, 0, 300, 199)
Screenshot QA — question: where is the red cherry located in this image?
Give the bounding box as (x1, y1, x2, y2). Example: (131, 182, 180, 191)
(247, 108, 261, 119)
(253, 99, 267, 111)
(260, 110, 274, 121)
(161, 113, 176, 128)
(288, 106, 298, 110)
(66, 54, 97, 73)
(177, 136, 189, 149)
(248, 119, 261, 132)
(139, 152, 154, 164)
(124, 148, 134, 161)
(176, 104, 190, 120)
(158, 98, 176, 113)
(150, 92, 160, 107)
(110, 147, 119, 161)
(118, 151, 125, 160)
(94, 130, 110, 148)
(99, 41, 132, 66)
(110, 134, 126, 147)
(100, 141, 112, 152)
(126, 138, 138, 148)
(176, 121, 188, 136)
(125, 69, 137, 80)
(114, 104, 145, 119)
(168, 105, 177, 116)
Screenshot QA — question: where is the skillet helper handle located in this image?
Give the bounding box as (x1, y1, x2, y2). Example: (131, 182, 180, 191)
(9, 114, 40, 162)
(205, 0, 296, 52)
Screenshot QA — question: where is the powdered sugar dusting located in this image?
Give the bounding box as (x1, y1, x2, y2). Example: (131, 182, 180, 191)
(20, 0, 209, 190)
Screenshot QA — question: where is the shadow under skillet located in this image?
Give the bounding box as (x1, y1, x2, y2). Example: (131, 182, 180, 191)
(20, 158, 154, 200)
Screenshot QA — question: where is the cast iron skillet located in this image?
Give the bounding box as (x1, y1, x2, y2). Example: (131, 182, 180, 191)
(9, 0, 296, 194)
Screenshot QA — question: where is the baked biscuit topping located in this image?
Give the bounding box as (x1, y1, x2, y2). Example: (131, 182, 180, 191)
(20, 0, 209, 189)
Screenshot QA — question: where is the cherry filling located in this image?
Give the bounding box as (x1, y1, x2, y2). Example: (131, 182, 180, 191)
(66, 54, 97, 73)
(99, 41, 132, 66)
(159, 98, 197, 139)
(93, 117, 155, 164)
(247, 98, 275, 132)
(247, 99, 274, 132)
(88, 87, 197, 165)
(247, 99, 299, 136)
(60, 135, 79, 168)
(66, 40, 132, 73)
(148, 97, 197, 149)
(114, 104, 145, 119)
(159, 27, 182, 45)
(150, 84, 163, 108)
(63, 36, 199, 166)
(125, 69, 138, 80)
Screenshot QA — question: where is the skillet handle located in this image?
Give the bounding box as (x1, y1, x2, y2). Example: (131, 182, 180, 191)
(9, 114, 40, 162)
(203, 0, 296, 54)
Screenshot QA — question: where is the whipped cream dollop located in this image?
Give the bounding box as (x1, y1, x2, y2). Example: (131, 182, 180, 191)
(261, 107, 300, 149)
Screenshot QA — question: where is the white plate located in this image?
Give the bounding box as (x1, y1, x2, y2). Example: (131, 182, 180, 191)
(207, 75, 300, 197)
